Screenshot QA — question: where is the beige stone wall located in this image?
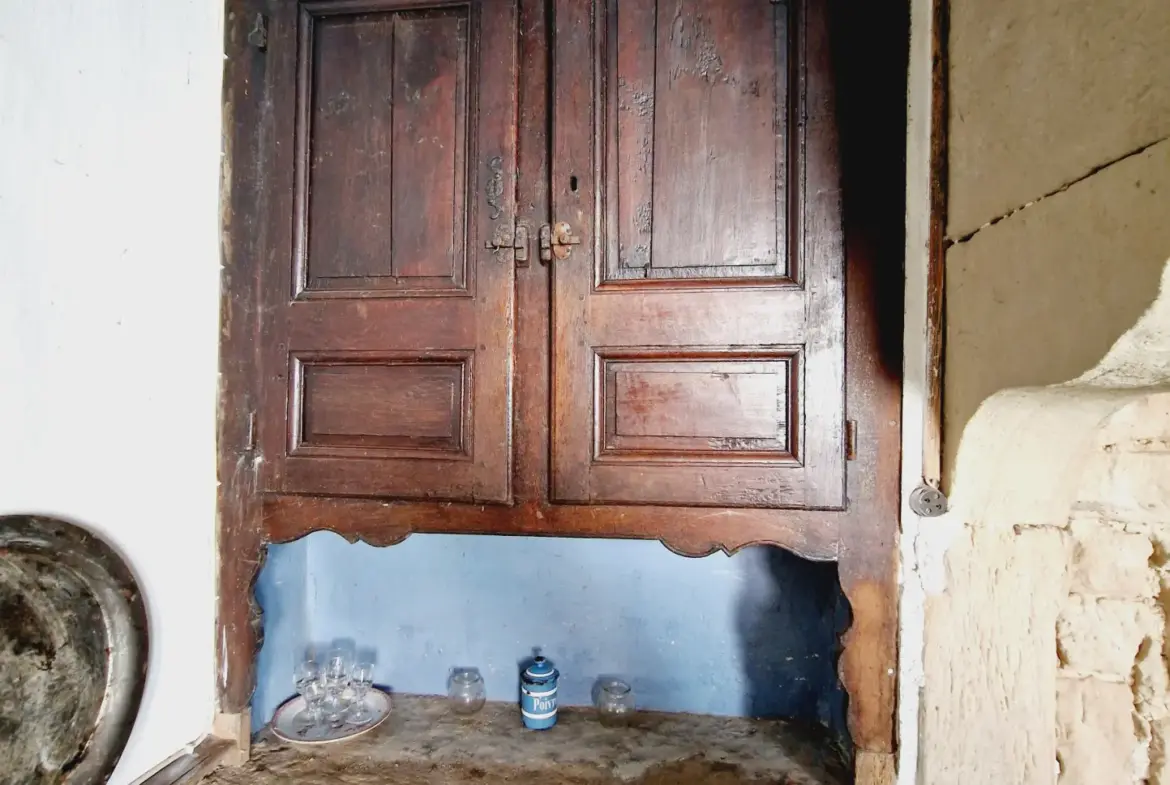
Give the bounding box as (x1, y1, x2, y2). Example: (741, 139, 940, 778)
(920, 390, 1170, 784)
(942, 0, 1170, 481)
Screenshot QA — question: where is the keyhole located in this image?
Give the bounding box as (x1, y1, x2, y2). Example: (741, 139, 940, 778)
(570, 175, 579, 193)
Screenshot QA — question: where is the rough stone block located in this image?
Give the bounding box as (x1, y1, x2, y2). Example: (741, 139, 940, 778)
(1150, 717, 1170, 785)
(922, 526, 1068, 784)
(1083, 451, 1170, 521)
(1068, 519, 1156, 598)
(1057, 596, 1154, 677)
(1056, 677, 1141, 785)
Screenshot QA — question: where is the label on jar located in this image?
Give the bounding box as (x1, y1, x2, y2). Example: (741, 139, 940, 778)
(521, 683, 558, 729)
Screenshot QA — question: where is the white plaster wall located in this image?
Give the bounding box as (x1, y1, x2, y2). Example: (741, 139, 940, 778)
(0, 1, 223, 782)
(896, 0, 934, 781)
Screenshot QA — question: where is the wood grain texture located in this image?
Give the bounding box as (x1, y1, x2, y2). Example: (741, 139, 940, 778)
(222, 0, 907, 777)
(264, 495, 840, 562)
(826, 0, 908, 768)
(924, 0, 948, 490)
(137, 737, 235, 785)
(602, 0, 790, 282)
(297, 359, 466, 452)
(217, 0, 270, 718)
(551, 0, 845, 509)
(260, 0, 519, 503)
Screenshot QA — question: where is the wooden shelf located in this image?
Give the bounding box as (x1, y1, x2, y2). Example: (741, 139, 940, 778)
(201, 695, 848, 785)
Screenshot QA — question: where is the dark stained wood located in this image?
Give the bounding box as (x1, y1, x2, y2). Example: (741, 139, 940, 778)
(511, 0, 552, 501)
(551, 0, 846, 509)
(925, 0, 949, 490)
(264, 496, 840, 562)
(602, 0, 789, 283)
(299, 359, 466, 452)
(390, 12, 467, 281)
(612, 364, 786, 440)
(648, 0, 784, 276)
(221, 0, 909, 781)
(218, 0, 271, 719)
(301, 7, 468, 291)
(827, 0, 909, 765)
(259, 0, 520, 503)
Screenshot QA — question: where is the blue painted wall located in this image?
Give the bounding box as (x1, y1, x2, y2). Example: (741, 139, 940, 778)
(253, 536, 310, 729)
(254, 533, 847, 738)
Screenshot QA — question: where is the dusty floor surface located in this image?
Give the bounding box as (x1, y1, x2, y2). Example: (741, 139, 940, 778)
(201, 697, 848, 785)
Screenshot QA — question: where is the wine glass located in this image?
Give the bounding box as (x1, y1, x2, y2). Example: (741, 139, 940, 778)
(349, 661, 375, 724)
(293, 659, 321, 730)
(300, 680, 327, 734)
(321, 686, 352, 729)
(324, 648, 351, 690)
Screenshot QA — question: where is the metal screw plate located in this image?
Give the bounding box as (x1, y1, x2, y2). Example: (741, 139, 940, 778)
(909, 483, 948, 517)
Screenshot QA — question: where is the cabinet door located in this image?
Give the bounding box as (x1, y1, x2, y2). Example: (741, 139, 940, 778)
(259, 0, 518, 502)
(551, 0, 845, 508)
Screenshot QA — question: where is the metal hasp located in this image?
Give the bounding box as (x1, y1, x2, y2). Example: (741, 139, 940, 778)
(485, 223, 530, 266)
(908, 482, 948, 517)
(539, 222, 582, 262)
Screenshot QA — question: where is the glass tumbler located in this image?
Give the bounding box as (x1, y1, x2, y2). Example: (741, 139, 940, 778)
(447, 667, 487, 715)
(596, 679, 635, 727)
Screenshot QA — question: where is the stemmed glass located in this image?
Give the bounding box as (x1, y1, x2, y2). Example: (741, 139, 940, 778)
(349, 661, 375, 725)
(293, 659, 323, 731)
(324, 648, 351, 689)
(320, 648, 354, 727)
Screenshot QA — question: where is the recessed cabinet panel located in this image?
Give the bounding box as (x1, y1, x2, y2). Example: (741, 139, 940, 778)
(598, 350, 799, 460)
(294, 356, 469, 457)
(552, 0, 845, 508)
(298, 7, 470, 295)
(259, 0, 519, 503)
(602, 0, 790, 284)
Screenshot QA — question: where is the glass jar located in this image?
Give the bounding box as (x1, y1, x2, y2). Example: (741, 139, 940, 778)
(596, 678, 635, 727)
(448, 667, 487, 715)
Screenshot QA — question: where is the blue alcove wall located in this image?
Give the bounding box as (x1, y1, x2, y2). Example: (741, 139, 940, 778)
(253, 532, 848, 739)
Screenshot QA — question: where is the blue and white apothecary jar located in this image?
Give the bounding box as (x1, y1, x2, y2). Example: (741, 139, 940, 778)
(520, 656, 559, 730)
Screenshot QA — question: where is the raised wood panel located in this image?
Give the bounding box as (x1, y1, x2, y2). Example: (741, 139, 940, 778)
(601, 0, 791, 284)
(296, 5, 470, 295)
(259, 0, 519, 503)
(293, 355, 468, 457)
(615, 371, 781, 438)
(552, 0, 845, 508)
(599, 350, 798, 460)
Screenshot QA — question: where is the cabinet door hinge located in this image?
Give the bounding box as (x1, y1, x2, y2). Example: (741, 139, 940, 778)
(485, 222, 530, 266)
(845, 420, 857, 461)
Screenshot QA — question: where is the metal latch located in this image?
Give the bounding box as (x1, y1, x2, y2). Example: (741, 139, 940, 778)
(485, 223, 530, 266)
(539, 222, 583, 263)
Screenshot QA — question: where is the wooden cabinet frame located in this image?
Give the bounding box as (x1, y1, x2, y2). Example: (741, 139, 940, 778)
(216, 0, 914, 780)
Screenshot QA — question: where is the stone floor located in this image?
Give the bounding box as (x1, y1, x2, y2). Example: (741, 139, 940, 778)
(201, 696, 849, 785)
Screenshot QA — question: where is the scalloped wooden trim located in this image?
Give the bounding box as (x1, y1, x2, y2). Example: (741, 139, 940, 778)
(263, 496, 840, 562)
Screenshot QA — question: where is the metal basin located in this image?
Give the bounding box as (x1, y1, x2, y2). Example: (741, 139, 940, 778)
(0, 515, 148, 785)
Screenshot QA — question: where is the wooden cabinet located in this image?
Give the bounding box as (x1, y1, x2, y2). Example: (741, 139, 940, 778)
(257, 0, 846, 513)
(551, 0, 844, 508)
(218, 0, 906, 770)
(259, 0, 520, 502)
